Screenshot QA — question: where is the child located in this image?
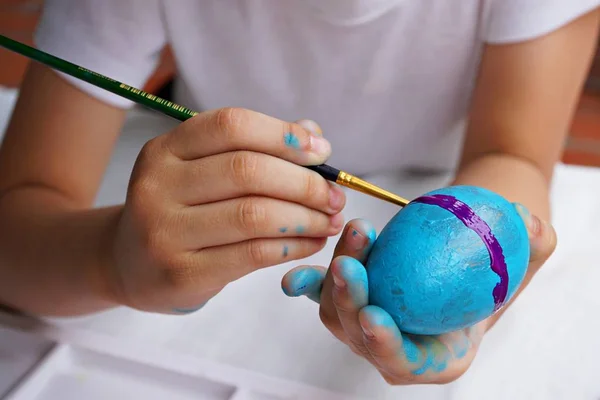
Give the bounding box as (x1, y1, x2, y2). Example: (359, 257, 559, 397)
(0, 0, 597, 385)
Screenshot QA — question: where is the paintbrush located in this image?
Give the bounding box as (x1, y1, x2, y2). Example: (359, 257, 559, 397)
(0, 34, 409, 207)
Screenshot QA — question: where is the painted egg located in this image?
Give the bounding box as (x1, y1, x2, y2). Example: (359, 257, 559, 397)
(366, 185, 530, 335)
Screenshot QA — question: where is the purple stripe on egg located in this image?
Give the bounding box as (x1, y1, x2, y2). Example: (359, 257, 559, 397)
(412, 194, 509, 310)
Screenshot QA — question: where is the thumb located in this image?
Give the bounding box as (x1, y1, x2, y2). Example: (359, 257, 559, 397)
(514, 203, 557, 265)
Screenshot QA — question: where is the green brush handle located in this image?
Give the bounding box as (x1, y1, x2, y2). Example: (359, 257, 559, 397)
(0, 34, 410, 206)
(0, 34, 341, 181)
(0, 35, 197, 121)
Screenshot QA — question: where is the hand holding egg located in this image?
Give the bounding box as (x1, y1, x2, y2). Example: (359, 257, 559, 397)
(283, 185, 556, 384)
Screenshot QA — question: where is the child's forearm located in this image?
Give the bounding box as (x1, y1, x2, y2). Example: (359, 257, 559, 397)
(0, 186, 122, 316)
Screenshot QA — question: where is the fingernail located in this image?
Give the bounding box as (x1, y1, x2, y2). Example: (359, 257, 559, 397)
(297, 119, 323, 136)
(514, 203, 541, 237)
(361, 324, 375, 339)
(309, 135, 332, 158)
(329, 184, 345, 211)
(346, 227, 367, 251)
(330, 213, 345, 229)
(332, 271, 346, 288)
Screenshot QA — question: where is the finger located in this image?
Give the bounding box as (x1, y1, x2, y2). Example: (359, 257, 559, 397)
(281, 265, 327, 303)
(164, 108, 331, 165)
(174, 151, 345, 213)
(357, 306, 413, 378)
(177, 197, 344, 249)
(331, 219, 378, 263)
(359, 306, 460, 383)
(319, 220, 377, 338)
(176, 237, 328, 289)
(330, 256, 371, 355)
(514, 203, 557, 266)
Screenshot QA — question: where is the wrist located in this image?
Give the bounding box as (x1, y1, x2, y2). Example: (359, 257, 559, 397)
(90, 205, 127, 309)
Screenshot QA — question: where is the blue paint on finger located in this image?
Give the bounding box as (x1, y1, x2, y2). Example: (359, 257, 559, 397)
(362, 305, 403, 340)
(283, 245, 289, 258)
(367, 226, 377, 243)
(279, 227, 288, 233)
(295, 225, 306, 234)
(402, 338, 424, 365)
(338, 257, 369, 305)
(363, 226, 377, 257)
(344, 219, 377, 261)
(405, 335, 451, 375)
(361, 305, 456, 376)
(282, 267, 325, 303)
(452, 335, 470, 359)
(284, 132, 301, 149)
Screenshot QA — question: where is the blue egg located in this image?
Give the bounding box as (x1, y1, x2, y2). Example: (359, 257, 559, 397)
(366, 186, 530, 335)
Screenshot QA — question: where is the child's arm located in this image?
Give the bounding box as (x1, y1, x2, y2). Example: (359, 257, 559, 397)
(0, 64, 128, 315)
(457, 7, 600, 220)
(453, 7, 600, 327)
(0, 63, 343, 317)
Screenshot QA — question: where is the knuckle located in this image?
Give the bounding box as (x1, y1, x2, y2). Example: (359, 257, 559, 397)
(143, 226, 173, 266)
(229, 151, 260, 188)
(349, 342, 372, 359)
(332, 290, 354, 314)
(146, 246, 174, 277)
(282, 121, 299, 139)
(138, 137, 162, 162)
(128, 173, 160, 204)
(130, 141, 169, 202)
(236, 199, 267, 236)
(137, 136, 170, 168)
(303, 172, 323, 204)
(161, 252, 226, 293)
(215, 107, 247, 140)
(161, 260, 200, 290)
(134, 211, 182, 267)
(245, 239, 268, 266)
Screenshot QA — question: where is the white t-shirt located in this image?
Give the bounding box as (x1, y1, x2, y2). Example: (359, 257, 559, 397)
(35, 0, 599, 175)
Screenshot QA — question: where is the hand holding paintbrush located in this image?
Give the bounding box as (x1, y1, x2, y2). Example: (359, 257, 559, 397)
(0, 34, 411, 315)
(109, 108, 350, 313)
(0, 35, 409, 207)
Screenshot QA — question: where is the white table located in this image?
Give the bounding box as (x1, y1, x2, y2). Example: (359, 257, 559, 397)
(2, 86, 600, 399)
